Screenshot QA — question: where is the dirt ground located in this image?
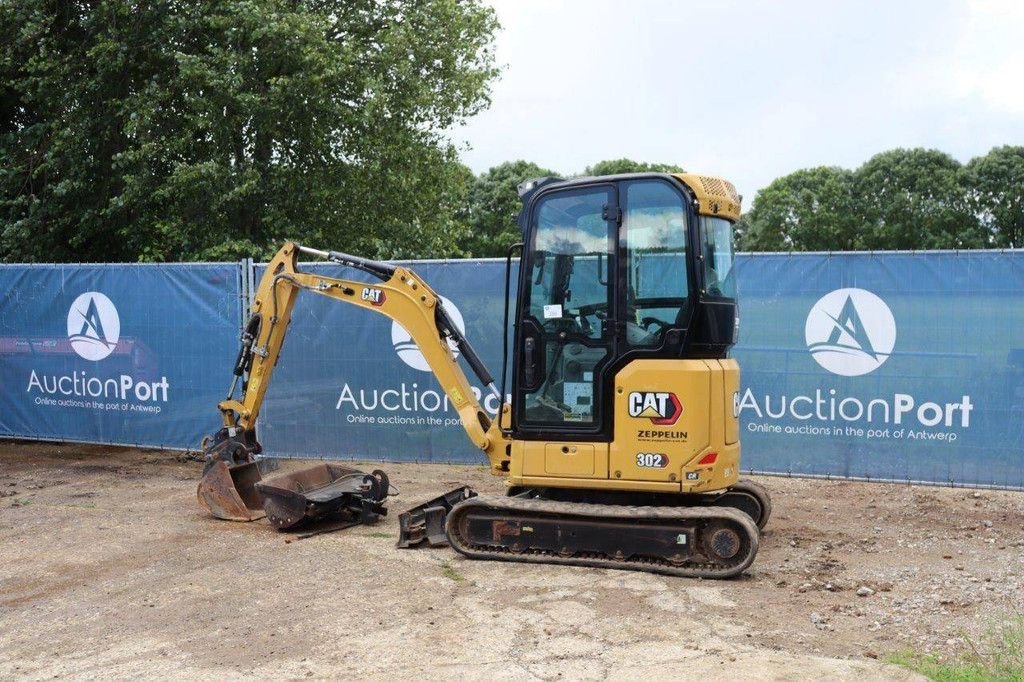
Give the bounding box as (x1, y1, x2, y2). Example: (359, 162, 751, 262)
(2, 442, 1022, 680)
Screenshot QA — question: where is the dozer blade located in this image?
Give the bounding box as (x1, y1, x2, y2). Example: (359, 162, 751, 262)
(197, 459, 266, 522)
(397, 486, 478, 548)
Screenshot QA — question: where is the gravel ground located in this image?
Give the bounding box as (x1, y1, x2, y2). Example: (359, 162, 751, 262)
(2, 441, 1022, 680)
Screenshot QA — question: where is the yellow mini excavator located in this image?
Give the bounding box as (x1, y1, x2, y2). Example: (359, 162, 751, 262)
(197, 172, 771, 578)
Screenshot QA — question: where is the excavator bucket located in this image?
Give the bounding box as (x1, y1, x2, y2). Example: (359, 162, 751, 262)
(196, 426, 391, 529)
(196, 429, 279, 522)
(255, 464, 389, 530)
(197, 459, 266, 522)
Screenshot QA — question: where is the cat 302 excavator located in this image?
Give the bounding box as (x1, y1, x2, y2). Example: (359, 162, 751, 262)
(197, 172, 771, 578)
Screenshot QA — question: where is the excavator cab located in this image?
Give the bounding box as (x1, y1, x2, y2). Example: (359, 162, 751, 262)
(511, 173, 740, 440)
(497, 174, 759, 505)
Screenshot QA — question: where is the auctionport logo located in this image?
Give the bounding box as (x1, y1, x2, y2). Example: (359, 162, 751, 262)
(67, 292, 120, 361)
(391, 296, 465, 372)
(805, 288, 895, 377)
(28, 290, 170, 410)
(740, 286, 972, 441)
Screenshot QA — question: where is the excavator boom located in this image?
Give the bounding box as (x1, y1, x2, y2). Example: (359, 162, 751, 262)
(197, 242, 508, 522)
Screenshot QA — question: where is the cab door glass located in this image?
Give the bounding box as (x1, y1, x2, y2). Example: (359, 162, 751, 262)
(702, 216, 737, 298)
(529, 190, 611, 339)
(623, 180, 690, 347)
(523, 187, 612, 425)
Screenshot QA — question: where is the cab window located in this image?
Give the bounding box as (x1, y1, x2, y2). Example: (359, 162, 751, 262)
(623, 180, 689, 346)
(702, 216, 736, 298)
(522, 186, 612, 425)
(528, 188, 611, 340)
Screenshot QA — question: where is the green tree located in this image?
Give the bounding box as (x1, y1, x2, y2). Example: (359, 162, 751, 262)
(738, 167, 860, 251)
(964, 145, 1024, 248)
(0, 0, 499, 263)
(733, 213, 754, 251)
(458, 160, 559, 258)
(854, 148, 985, 250)
(583, 159, 685, 176)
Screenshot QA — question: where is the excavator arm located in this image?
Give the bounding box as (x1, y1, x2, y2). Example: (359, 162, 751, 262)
(197, 241, 509, 521)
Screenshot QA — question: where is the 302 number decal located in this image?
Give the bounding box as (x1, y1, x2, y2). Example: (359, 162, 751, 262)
(635, 453, 668, 468)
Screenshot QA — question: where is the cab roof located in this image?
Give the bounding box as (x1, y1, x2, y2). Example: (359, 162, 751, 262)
(517, 172, 741, 222)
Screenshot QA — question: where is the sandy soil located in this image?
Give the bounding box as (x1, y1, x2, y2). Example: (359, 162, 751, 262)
(2, 441, 1022, 680)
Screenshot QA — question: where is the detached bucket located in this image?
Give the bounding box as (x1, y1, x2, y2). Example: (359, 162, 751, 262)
(197, 459, 266, 522)
(255, 464, 389, 530)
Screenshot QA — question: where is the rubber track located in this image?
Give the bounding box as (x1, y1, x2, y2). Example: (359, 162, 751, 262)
(446, 496, 760, 579)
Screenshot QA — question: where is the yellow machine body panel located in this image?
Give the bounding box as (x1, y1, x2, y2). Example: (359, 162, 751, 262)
(506, 358, 740, 495)
(610, 358, 740, 493)
(519, 442, 609, 478)
(673, 173, 742, 221)
(723, 361, 741, 445)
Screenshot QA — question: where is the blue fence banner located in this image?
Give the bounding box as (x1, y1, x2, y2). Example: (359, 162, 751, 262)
(2, 252, 1022, 489)
(733, 251, 1024, 489)
(0, 263, 243, 449)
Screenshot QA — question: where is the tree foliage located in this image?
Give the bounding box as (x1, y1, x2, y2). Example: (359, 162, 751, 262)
(2, 5, 1019, 267)
(964, 145, 1024, 248)
(740, 167, 859, 251)
(739, 147, 1021, 251)
(0, 0, 499, 262)
(457, 160, 558, 258)
(583, 159, 685, 176)
(855, 148, 984, 250)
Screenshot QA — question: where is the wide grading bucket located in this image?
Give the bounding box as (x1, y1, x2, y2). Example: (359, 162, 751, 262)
(254, 464, 389, 530)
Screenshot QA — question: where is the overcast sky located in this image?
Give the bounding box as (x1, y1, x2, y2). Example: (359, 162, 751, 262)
(452, 0, 1024, 202)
